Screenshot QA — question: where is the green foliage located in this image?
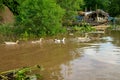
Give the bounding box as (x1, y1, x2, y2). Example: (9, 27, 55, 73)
(0, 65, 43, 80)
(108, 0, 120, 17)
(83, 0, 120, 17)
(0, 4, 4, 10)
(20, 31, 29, 41)
(1, 0, 20, 15)
(16, 0, 65, 38)
(15, 67, 41, 80)
(0, 0, 5, 11)
(0, 24, 17, 41)
(15, 66, 42, 80)
(1, 0, 120, 39)
(73, 23, 96, 33)
(84, 0, 110, 11)
(56, 0, 84, 24)
(0, 24, 14, 36)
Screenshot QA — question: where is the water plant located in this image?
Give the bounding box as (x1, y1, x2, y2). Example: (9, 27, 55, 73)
(72, 23, 96, 34)
(0, 65, 43, 80)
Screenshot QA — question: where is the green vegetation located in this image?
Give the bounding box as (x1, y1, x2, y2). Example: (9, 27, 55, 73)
(0, 0, 120, 40)
(0, 24, 15, 41)
(108, 0, 120, 17)
(0, 24, 14, 36)
(56, 0, 84, 25)
(16, 0, 65, 37)
(84, 0, 120, 17)
(0, 65, 43, 80)
(84, 0, 110, 11)
(72, 23, 96, 34)
(1, 0, 20, 15)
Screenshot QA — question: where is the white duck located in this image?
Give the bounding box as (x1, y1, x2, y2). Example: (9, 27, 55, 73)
(77, 33, 91, 42)
(31, 38, 43, 44)
(61, 37, 66, 44)
(54, 37, 66, 44)
(4, 40, 19, 45)
(54, 39, 61, 44)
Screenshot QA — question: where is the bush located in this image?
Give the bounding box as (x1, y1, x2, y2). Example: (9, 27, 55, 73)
(56, 0, 84, 25)
(0, 24, 14, 37)
(73, 23, 96, 33)
(16, 0, 66, 38)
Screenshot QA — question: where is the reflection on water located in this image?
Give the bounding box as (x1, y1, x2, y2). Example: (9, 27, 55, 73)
(84, 42, 120, 65)
(0, 31, 120, 80)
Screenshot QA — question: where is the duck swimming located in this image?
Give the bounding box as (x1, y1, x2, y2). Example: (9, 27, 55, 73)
(4, 40, 19, 45)
(54, 37, 66, 44)
(77, 33, 91, 42)
(31, 38, 43, 44)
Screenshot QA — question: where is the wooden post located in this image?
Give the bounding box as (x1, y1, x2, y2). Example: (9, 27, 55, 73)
(96, 4, 99, 22)
(85, 7, 87, 12)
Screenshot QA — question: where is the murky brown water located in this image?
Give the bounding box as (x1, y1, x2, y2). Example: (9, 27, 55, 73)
(0, 31, 120, 80)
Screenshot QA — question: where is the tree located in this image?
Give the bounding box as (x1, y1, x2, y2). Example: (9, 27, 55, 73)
(0, 0, 20, 15)
(56, 0, 84, 25)
(84, 0, 110, 11)
(16, 0, 65, 37)
(83, 0, 120, 17)
(0, 0, 4, 10)
(108, 0, 120, 16)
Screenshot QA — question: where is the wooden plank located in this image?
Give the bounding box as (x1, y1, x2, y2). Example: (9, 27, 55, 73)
(89, 31, 105, 34)
(92, 25, 109, 32)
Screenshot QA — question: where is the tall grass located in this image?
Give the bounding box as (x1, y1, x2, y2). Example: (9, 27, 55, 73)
(0, 24, 15, 41)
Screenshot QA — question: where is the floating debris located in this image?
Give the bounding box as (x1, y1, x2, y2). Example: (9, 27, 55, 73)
(0, 65, 43, 80)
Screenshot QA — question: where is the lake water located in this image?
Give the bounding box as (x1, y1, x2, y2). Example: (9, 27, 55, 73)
(0, 31, 120, 80)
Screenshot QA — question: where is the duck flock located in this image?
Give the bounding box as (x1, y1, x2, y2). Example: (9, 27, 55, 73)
(4, 37, 66, 45)
(3, 33, 104, 46)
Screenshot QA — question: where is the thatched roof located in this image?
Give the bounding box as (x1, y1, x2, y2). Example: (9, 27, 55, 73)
(85, 9, 109, 17)
(74, 9, 109, 26)
(96, 9, 109, 17)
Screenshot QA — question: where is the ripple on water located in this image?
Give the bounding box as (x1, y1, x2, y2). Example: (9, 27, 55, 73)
(81, 41, 120, 65)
